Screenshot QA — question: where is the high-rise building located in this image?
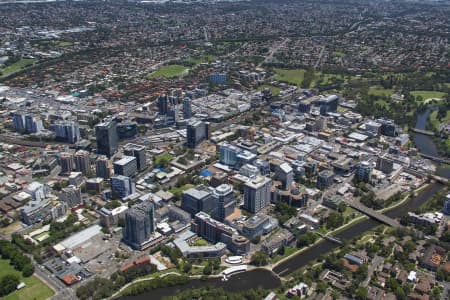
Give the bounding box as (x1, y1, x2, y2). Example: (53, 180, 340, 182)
(209, 73, 227, 85)
(376, 156, 394, 174)
(13, 113, 43, 134)
(96, 155, 112, 179)
(95, 120, 118, 157)
(59, 185, 82, 207)
(377, 118, 397, 137)
(123, 201, 154, 249)
(183, 97, 192, 119)
(213, 184, 235, 221)
(25, 115, 43, 134)
(50, 121, 80, 144)
(186, 119, 207, 148)
(318, 95, 339, 115)
(123, 143, 146, 171)
(275, 162, 294, 190)
(356, 161, 373, 183)
(317, 170, 334, 189)
(111, 175, 135, 199)
(444, 194, 450, 215)
(219, 142, 240, 167)
(59, 152, 74, 175)
(244, 176, 272, 213)
(113, 156, 137, 177)
(298, 101, 311, 113)
(74, 150, 91, 176)
(181, 185, 215, 216)
(158, 94, 169, 115)
(12, 113, 25, 132)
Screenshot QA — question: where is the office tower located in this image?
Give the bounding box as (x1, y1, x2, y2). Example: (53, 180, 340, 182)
(113, 156, 137, 177)
(111, 175, 135, 199)
(96, 155, 111, 179)
(123, 143, 146, 171)
(275, 162, 294, 190)
(244, 176, 272, 213)
(12, 113, 25, 131)
(209, 73, 227, 85)
(95, 119, 118, 157)
(181, 185, 215, 216)
(376, 156, 394, 174)
(183, 97, 192, 119)
(24, 115, 43, 134)
(186, 119, 207, 148)
(59, 152, 74, 175)
(158, 94, 169, 115)
(74, 150, 91, 176)
(377, 118, 397, 137)
(213, 184, 235, 221)
(50, 121, 80, 144)
(356, 161, 373, 183)
(123, 201, 154, 249)
(298, 101, 311, 113)
(318, 95, 339, 115)
(219, 142, 240, 167)
(444, 194, 450, 215)
(317, 170, 334, 189)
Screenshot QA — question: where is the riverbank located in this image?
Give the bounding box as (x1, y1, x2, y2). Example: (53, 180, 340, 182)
(116, 183, 443, 300)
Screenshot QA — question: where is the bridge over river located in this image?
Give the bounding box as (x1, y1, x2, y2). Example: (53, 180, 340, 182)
(345, 200, 402, 228)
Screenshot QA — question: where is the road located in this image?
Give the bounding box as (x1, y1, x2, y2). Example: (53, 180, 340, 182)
(314, 46, 325, 69)
(33, 262, 77, 300)
(362, 255, 384, 287)
(258, 37, 290, 68)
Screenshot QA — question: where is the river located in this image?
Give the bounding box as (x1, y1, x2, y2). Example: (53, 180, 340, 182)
(119, 182, 443, 300)
(413, 108, 450, 178)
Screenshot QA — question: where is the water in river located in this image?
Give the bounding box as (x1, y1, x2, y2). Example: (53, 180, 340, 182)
(119, 183, 443, 300)
(413, 108, 450, 178)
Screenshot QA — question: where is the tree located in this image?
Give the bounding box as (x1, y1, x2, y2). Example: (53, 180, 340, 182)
(0, 274, 20, 296)
(250, 251, 269, 266)
(183, 262, 192, 273)
(203, 264, 212, 275)
(22, 263, 34, 277)
(355, 287, 368, 300)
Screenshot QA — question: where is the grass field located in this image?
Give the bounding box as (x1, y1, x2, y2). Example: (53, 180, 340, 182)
(332, 51, 345, 57)
(0, 59, 36, 77)
(429, 110, 450, 131)
(410, 90, 446, 100)
(147, 65, 189, 78)
(273, 68, 306, 85)
(188, 55, 216, 65)
(0, 259, 54, 300)
(368, 87, 394, 97)
(257, 84, 282, 96)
